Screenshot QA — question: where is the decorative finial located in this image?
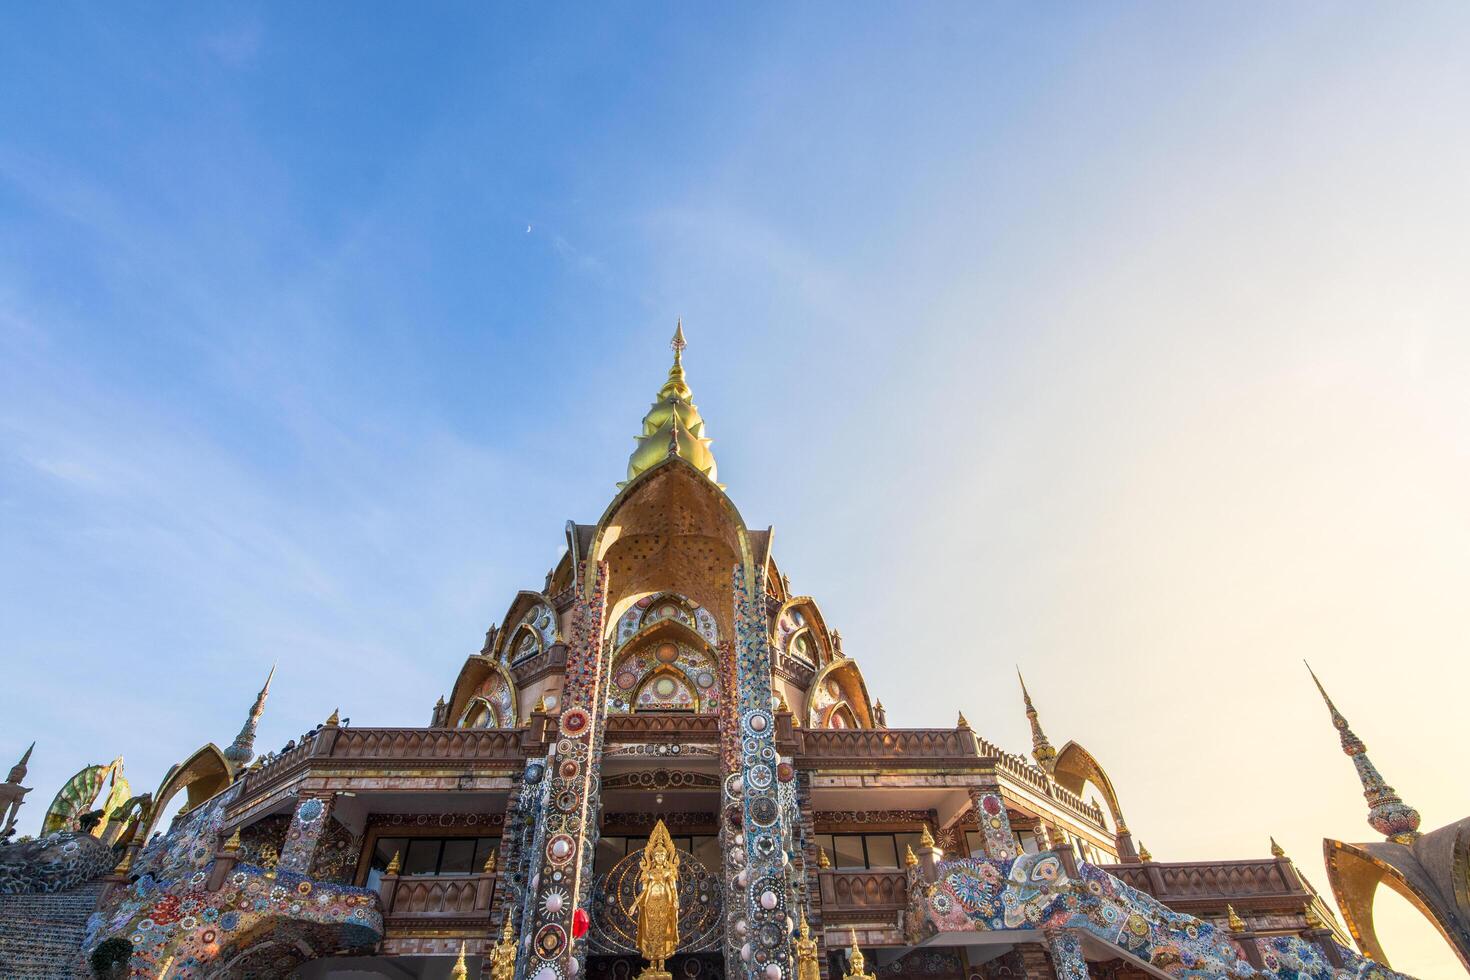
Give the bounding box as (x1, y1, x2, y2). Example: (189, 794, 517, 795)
(956, 710, 970, 729)
(451, 940, 469, 980)
(1138, 842, 1153, 862)
(533, 694, 547, 714)
(224, 827, 242, 851)
(324, 707, 340, 727)
(1304, 905, 1325, 929)
(777, 692, 790, 713)
(919, 825, 936, 849)
(435, 695, 445, 708)
(818, 845, 831, 868)
(904, 845, 918, 868)
(1017, 668, 1058, 772)
(1227, 905, 1247, 932)
(1270, 837, 1286, 859)
(1305, 662, 1422, 843)
(385, 850, 401, 875)
(622, 323, 718, 486)
(8, 742, 34, 783)
(671, 319, 687, 357)
(223, 664, 276, 768)
(483, 849, 498, 873)
(503, 912, 516, 939)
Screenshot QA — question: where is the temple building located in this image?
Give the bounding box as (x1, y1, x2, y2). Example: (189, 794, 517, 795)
(0, 329, 1455, 979)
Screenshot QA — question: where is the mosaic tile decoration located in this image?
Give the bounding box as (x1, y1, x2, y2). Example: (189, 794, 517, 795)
(277, 794, 333, 874)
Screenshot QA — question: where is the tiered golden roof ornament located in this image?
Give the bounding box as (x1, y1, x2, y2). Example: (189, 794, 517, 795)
(1226, 904, 1247, 932)
(842, 929, 876, 980)
(1306, 662, 1422, 844)
(622, 322, 719, 487)
(1017, 668, 1057, 772)
(451, 941, 469, 980)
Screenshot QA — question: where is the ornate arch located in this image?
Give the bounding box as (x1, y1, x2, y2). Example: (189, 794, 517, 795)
(823, 702, 859, 729)
(805, 659, 875, 729)
(606, 620, 721, 716)
(1324, 838, 1470, 972)
(447, 656, 519, 729)
(612, 591, 720, 650)
(144, 743, 233, 840)
(771, 596, 836, 664)
(631, 664, 700, 712)
(1053, 741, 1127, 832)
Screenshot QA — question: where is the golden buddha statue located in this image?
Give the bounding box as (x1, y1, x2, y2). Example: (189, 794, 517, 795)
(630, 818, 681, 979)
(793, 913, 821, 980)
(489, 913, 518, 980)
(842, 928, 876, 980)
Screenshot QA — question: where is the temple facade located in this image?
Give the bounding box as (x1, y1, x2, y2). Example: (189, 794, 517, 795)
(0, 329, 1453, 979)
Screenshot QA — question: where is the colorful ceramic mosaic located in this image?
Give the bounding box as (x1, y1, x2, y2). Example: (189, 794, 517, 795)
(969, 790, 1018, 861)
(465, 668, 517, 727)
(278, 794, 333, 874)
(606, 639, 721, 715)
(0, 829, 116, 894)
(507, 602, 559, 664)
(614, 592, 720, 651)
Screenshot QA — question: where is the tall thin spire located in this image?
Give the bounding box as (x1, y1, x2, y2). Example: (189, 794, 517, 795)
(7, 742, 33, 784)
(1306, 662, 1421, 844)
(622, 322, 719, 487)
(223, 664, 275, 769)
(1017, 668, 1057, 772)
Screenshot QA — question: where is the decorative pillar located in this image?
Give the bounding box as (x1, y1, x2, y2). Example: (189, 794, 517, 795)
(1042, 927, 1088, 980)
(277, 793, 334, 874)
(727, 559, 796, 980)
(967, 786, 1018, 862)
(521, 561, 610, 980)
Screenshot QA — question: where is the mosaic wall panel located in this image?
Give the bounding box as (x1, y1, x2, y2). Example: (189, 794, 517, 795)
(614, 592, 720, 650)
(606, 639, 721, 715)
(277, 794, 334, 875)
(465, 670, 517, 727)
(968, 789, 1017, 861)
(0, 830, 116, 894)
(508, 603, 559, 664)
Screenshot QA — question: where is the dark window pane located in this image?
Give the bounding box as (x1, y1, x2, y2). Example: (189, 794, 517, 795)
(833, 835, 865, 869)
(440, 838, 476, 875)
(864, 835, 898, 869)
(404, 838, 442, 876)
(372, 837, 407, 870)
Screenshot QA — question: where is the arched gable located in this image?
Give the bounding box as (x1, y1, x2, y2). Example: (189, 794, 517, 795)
(606, 619, 721, 716)
(772, 597, 836, 665)
(612, 591, 720, 650)
(1324, 837, 1470, 972)
(145, 743, 233, 839)
(447, 656, 519, 729)
(806, 659, 875, 729)
(588, 456, 755, 639)
(1053, 741, 1128, 832)
(497, 591, 560, 663)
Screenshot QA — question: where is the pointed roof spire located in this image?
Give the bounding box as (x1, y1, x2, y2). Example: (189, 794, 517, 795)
(1306, 662, 1421, 843)
(7, 742, 33, 784)
(622, 322, 719, 487)
(223, 664, 275, 768)
(1017, 668, 1058, 772)
(451, 940, 469, 980)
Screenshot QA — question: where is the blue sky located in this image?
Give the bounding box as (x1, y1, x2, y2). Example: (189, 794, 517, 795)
(4, 5, 1470, 973)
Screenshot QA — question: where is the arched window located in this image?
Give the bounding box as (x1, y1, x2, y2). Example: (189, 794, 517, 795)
(633, 666, 697, 712)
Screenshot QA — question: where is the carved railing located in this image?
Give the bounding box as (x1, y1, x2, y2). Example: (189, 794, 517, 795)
(603, 714, 721, 740)
(380, 872, 497, 922)
(799, 728, 981, 764)
(236, 727, 527, 801)
(1099, 858, 1310, 910)
(818, 870, 908, 923)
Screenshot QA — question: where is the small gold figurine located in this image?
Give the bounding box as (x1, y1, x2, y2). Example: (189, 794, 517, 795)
(489, 913, 518, 980)
(793, 913, 820, 980)
(630, 819, 680, 979)
(842, 928, 876, 980)
(1226, 904, 1247, 932)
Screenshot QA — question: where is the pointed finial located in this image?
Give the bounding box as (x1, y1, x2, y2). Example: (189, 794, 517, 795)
(904, 845, 918, 868)
(435, 695, 445, 708)
(777, 692, 790, 713)
(622, 322, 718, 486)
(502, 912, 516, 939)
(844, 928, 874, 980)
(483, 849, 498, 873)
(1017, 668, 1058, 772)
(1227, 904, 1247, 932)
(224, 827, 242, 851)
(8, 742, 34, 783)
(956, 710, 970, 729)
(1305, 662, 1422, 843)
(919, 825, 936, 849)
(1270, 837, 1286, 859)
(385, 850, 401, 875)
(451, 940, 469, 980)
(324, 707, 340, 727)
(671, 319, 687, 357)
(799, 911, 811, 938)
(533, 694, 547, 713)
(1138, 842, 1153, 862)
(223, 665, 277, 768)
(1304, 904, 1325, 929)
(818, 845, 831, 868)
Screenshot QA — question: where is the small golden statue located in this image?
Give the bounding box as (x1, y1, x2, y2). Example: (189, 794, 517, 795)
(489, 913, 518, 980)
(630, 818, 681, 980)
(793, 913, 821, 980)
(842, 928, 875, 980)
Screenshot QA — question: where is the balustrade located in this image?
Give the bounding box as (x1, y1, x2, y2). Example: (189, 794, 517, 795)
(379, 872, 498, 923)
(817, 869, 909, 924)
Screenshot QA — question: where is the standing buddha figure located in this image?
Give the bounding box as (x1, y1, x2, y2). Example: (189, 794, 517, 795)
(794, 913, 821, 980)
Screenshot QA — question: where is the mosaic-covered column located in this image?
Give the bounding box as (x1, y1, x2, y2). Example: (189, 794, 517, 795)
(1043, 926, 1088, 980)
(521, 562, 610, 980)
(726, 560, 796, 980)
(277, 793, 334, 874)
(967, 786, 1018, 862)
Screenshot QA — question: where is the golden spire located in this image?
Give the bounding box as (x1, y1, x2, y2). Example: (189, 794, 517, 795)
(451, 941, 469, 980)
(324, 707, 340, 727)
(818, 845, 831, 868)
(1227, 904, 1247, 931)
(1270, 837, 1286, 859)
(956, 710, 970, 729)
(919, 825, 936, 849)
(622, 322, 719, 487)
(1017, 668, 1058, 772)
(483, 849, 498, 873)
(1138, 841, 1153, 862)
(386, 850, 401, 875)
(1306, 662, 1422, 843)
(904, 845, 918, 868)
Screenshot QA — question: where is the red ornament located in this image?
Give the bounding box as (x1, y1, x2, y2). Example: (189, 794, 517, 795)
(572, 907, 590, 939)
